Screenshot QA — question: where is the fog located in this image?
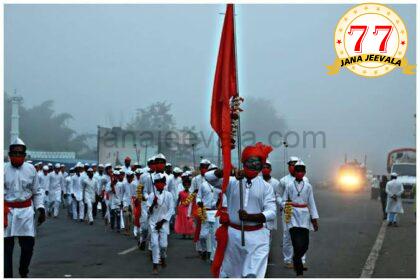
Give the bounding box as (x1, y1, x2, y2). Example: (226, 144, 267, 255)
(4, 4, 416, 181)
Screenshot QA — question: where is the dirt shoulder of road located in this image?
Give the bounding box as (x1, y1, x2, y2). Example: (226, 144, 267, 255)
(372, 201, 416, 278)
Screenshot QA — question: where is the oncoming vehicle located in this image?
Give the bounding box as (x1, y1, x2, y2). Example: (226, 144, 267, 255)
(387, 148, 416, 199)
(336, 159, 367, 192)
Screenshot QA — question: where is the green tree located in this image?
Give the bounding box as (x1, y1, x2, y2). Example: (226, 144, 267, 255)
(4, 93, 90, 154)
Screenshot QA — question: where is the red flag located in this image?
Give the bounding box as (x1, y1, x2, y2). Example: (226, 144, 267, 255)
(210, 4, 237, 193)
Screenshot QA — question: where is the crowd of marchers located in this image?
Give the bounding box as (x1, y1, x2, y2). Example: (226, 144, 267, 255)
(6, 138, 323, 278)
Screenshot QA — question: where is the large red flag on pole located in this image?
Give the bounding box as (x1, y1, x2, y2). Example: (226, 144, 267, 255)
(210, 3, 237, 193)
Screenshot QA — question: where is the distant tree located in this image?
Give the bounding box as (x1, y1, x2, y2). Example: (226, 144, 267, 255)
(241, 97, 287, 146)
(126, 101, 201, 163)
(4, 93, 90, 154)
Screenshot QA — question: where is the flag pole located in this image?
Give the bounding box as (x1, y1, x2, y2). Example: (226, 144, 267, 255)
(232, 4, 245, 247)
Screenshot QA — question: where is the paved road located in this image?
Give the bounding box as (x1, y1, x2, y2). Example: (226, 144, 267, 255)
(10, 188, 415, 277)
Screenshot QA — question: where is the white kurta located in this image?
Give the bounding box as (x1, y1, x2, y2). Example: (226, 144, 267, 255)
(263, 176, 280, 230)
(48, 172, 63, 202)
(106, 181, 124, 210)
(122, 180, 137, 208)
(168, 176, 182, 206)
(82, 177, 98, 204)
(205, 171, 276, 278)
(4, 162, 44, 237)
(385, 179, 404, 214)
(282, 179, 319, 231)
(147, 191, 174, 235)
(72, 174, 84, 201)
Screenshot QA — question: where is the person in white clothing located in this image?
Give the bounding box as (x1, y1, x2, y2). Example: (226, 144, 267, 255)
(92, 164, 105, 218)
(147, 173, 174, 274)
(122, 170, 137, 235)
(64, 168, 75, 217)
(197, 164, 219, 261)
(38, 165, 50, 210)
(167, 167, 182, 228)
(385, 172, 404, 226)
(279, 156, 308, 268)
(48, 163, 64, 218)
(261, 159, 280, 254)
(107, 170, 124, 231)
(4, 138, 46, 278)
(192, 159, 211, 256)
(122, 156, 132, 174)
(71, 163, 85, 222)
(205, 142, 276, 278)
(282, 161, 319, 277)
(82, 168, 98, 224)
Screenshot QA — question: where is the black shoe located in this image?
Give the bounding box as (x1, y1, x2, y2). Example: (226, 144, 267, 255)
(201, 252, 207, 261)
(89, 222, 93, 225)
(161, 258, 167, 268)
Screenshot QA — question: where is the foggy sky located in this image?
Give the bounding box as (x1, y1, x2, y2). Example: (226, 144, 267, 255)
(4, 4, 416, 179)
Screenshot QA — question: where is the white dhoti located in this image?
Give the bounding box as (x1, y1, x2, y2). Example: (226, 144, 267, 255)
(220, 227, 270, 278)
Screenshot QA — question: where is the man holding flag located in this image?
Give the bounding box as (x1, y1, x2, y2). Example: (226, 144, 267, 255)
(206, 142, 276, 277)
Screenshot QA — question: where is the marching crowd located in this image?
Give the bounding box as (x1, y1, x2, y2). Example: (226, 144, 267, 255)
(5, 138, 320, 278)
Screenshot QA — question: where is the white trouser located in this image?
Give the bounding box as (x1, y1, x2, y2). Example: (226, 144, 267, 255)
(220, 226, 270, 278)
(66, 196, 73, 215)
(199, 221, 216, 254)
(150, 229, 168, 264)
(48, 201, 60, 217)
(72, 200, 85, 220)
(85, 200, 93, 222)
(283, 216, 306, 264)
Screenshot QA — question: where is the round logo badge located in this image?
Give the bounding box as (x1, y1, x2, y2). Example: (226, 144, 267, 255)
(327, 3, 415, 77)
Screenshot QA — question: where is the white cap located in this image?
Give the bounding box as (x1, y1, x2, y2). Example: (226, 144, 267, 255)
(42, 165, 49, 171)
(126, 170, 134, 176)
(11, 137, 25, 146)
(61, 164, 65, 167)
(208, 164, 218, 170)
(87, 168, 93, 172)
(288, 156, 299, 163)
(37, 162, 43, 165)
(113, 170, 120, 175)
(200, 159, 211, 165)
(166, 163, 172, 167)
(76, 162, 84, 168)
(147, 157, 155, 162)
(265, 159, 272, 166)
(134, 162, 139, 166)
(84, 163, 89, 166)
(135, 168, 143, 174)
(154, 153, 166, 160)
(55, 163, 61, 168)
(173, 167, 183, 173)
(98, 164, 104, 168)
(153, 173, 166, 182)
(181, 171, 192, 177)
(105, 163, 112, 168)
(48, 163, 53, 167)
(92, 163, 97, 167)
(295, 160, 305, 167)
(390, 172, 398, 177)
(26, 160, 33, 164)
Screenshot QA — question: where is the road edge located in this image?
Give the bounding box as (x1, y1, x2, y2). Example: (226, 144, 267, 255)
(360, 220, 387, 278)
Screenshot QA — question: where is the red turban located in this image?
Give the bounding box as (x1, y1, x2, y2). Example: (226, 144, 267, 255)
(241, 142, 273, 164)
(124, 156, 131, 161)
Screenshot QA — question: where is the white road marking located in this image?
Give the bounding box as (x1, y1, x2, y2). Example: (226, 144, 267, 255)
(118, 246, 138, 255)
(360, 220, 388, 278)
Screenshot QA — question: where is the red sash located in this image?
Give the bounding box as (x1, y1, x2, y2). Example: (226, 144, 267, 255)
(228, 222, 263, 231)
(4, 199, 32, 228)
